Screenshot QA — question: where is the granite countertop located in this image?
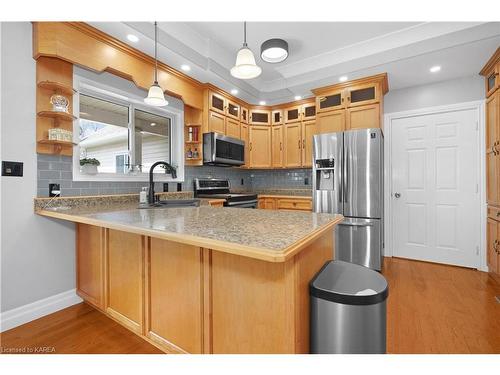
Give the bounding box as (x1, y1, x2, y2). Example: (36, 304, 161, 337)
(36, 205, 342, 262)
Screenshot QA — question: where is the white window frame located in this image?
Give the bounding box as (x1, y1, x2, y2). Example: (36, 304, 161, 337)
(72, 75, 184, 182)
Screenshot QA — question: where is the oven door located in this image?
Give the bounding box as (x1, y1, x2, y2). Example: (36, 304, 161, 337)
(203, 132, 245, 166)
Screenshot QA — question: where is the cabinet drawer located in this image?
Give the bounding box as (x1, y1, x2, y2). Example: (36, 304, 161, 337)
(488, 206, 500, 221)
(276, 199, 312, 211)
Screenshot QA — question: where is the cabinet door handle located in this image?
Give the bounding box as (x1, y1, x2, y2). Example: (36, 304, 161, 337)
(280, 142, 282, 151)
(249, 142, 252, 151)
(302, 139, 305, 148)
(298, 140, 301, 149)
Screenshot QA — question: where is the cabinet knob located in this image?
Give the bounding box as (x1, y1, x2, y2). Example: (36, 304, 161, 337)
(298, 140, 301, 149)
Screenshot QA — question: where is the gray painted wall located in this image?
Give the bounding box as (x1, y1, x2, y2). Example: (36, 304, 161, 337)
(384, 75, 484, 114)
(1, 23, 76, 312)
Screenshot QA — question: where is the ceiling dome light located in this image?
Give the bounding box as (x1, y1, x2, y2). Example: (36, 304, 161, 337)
(144, 22, 168, 107)
(231, 22, 262, 80)
(127, 34, 139, 43)
(261, 38, 289, 63)
(430, 65, 441, 73)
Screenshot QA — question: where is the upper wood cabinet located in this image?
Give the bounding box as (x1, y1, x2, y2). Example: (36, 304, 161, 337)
(250, 109, 271, 126)
(317, 110, 345, 134)
(209, 92, 226, 115)
(486, 92, 500, 207)
(241, 107, 249, 124)
(226, 100, 240, 121)
(301, 120, 316, 167)
(480, 48, 500, 97)
(271, 125, 284, 168)
(346, 104, 380, 130)
(284, 105, 302, 124)
(302, 103, 316, 120)
(346, 82, 380, 108)
(284, 123, 302, 167)
(316, 89, 345, 113)
(249, 125, 272, 168)
(272, 109, 283, 125)
(241, 123, 249, 167)
(226, 117, 240, 139)
(208, 110, 226, 134)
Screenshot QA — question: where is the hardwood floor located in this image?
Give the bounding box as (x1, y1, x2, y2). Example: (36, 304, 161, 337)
(0, 303, 162, 354)
(1, 257, 499, 354)
(384, 257, 500, 354)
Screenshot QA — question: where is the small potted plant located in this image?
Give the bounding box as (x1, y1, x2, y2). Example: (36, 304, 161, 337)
(80, 158, 100, 175)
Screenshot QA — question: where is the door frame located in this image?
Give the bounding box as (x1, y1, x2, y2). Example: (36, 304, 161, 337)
(383, 100, 486, 271)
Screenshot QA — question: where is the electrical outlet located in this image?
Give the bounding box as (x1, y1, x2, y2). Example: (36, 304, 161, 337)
(241, 178, 244, 185)
(304, 177, 309, 185)
(2, 161, 23, 177)
(49, 183, 60, 197)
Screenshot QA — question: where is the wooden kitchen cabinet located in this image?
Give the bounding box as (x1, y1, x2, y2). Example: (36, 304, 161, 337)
(226, 99, 240, 120)
(209, 91, 226, 115)
(76, 224, 104, 309)
(487, 218, 499, 274)
(316, 89, 345, 113)
(481, 48, 500, 98)
(208, 110, 226, 134)
(301, 120, 316, 167)
(241, 107, 249, 124)
(258, 196, 312, 212)
(284, 122, 302, 167)
(316, 110, 345, 134)
(225, 117, 240, 139)
(272, 109, 283, 125)
(346, 104, 380, 130)
(284, 105, 302, 124)
(241, 123, 249, 167)
(302, 102, 316, 121)
(250, 109, 271, 125)
(271, 125, 284, 167)
(249, 125, 272, 168)
(486, 91, 500, 207)
(147, 239, 203, 354)
(346, 82, 380, 107)
(106, 229, 145, 334)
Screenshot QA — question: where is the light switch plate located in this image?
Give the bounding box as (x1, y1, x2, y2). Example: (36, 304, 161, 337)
(2, 161, 23, 177)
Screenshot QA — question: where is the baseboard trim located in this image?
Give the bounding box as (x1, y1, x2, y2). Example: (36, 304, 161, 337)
(0, 289, 82, 332)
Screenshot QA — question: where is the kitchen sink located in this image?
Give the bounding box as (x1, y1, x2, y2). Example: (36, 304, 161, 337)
(139, 199, 201, 209)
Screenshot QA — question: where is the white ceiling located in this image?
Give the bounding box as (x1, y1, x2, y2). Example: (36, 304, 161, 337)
(89, 22, 500, 105)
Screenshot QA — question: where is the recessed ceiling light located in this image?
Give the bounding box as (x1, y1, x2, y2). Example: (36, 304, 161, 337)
(259, 100, 266, 105)
(294, 95, 302, 101)
(430, 65, 441, 73)
(339, 76, 348, 82)
(261, 38, 289, 63)
(181, 64, 191, 72)
(150, 122, 156, 127)
(231, 89, 239, 95)
(127, 34, 139, 43)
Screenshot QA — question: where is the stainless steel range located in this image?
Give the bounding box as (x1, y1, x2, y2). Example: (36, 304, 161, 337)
(193, 178, 258, 208)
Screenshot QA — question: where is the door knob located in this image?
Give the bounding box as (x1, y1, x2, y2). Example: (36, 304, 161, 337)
(394, 192, 401, 198)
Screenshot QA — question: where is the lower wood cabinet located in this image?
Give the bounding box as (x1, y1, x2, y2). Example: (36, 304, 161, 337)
(147, 238, 203, 353)
(487, 207, 500, 276)
(258, 196, 312, 212)
(106, 229, 144, 334)
(249, 125, 272, 168)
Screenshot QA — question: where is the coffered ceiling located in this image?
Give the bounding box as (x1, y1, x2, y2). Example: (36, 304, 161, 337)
(89, 22, 500, 105)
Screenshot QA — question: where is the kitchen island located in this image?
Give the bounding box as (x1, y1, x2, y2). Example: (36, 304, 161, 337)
(37, 204, 342, 354)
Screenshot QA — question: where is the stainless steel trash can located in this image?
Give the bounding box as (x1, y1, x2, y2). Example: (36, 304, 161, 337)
(310, 260, 388, 354)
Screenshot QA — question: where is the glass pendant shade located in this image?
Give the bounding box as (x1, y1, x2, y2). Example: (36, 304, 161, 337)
(230, 46, 262, 79)
(144, 81, 168, 106)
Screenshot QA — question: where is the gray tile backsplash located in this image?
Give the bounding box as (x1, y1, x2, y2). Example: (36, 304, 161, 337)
(37, 154, 311, 197)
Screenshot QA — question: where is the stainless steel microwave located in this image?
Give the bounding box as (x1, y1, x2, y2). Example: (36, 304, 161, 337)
(203, 132, 245, 166)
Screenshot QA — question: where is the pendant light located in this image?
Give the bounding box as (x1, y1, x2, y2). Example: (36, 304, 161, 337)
(230, 22, 262, 80)
(144, 21, 168, 107)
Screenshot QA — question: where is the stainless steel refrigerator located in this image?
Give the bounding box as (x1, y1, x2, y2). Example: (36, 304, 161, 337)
(313, 128, 383, 270)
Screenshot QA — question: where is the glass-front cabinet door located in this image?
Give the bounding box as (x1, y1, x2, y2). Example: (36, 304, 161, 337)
(316, 89, 345, 113)
(226, 100, 240, 120)
(346, 83, 380, 107)
(302, 102, 316, 120)
(486, 65, 499, 97)
(241, 107, 249, 124)
(250, 109, 271, 125)
(272, 109, 283, 125)
(209, 92, 226, 115)
(284, 105, 301, 123)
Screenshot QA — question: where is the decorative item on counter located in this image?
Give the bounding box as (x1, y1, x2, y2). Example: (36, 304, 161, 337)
(48, 128, 73, 142)
(50, 94, 69, 113)
(186, 148, 193, 159)
(139, 187, 149, 205)
(188, 127, 193, 141)
(80, 157, 100, 175)
(193, 148, 199, 159)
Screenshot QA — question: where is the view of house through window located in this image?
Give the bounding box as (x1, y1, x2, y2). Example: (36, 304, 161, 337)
(78, 92, 171, 175)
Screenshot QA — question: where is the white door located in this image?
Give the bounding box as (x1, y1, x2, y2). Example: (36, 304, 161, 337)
(391, 109, 479, 268)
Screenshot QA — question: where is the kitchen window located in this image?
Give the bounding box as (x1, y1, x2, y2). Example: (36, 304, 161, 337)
(73, 74, 183, 182)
